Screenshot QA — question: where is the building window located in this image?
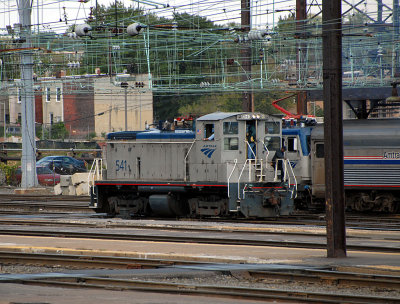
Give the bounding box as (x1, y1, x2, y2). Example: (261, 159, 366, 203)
(46, 87, 51, 102)
(56, 87, 61, 102)
(18, 89, 22, 103)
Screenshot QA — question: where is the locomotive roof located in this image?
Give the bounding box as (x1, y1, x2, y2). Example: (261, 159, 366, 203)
(197, 112, 273, 121)
(197, 112, 245, 121)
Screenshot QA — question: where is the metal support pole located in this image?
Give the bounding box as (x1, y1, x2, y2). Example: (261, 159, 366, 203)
(18, 0, 37, 188)
(241, 0, 252, 112)
(322, 0, 346, 258)
(377, 0, 383, 23)
(296, 0, 308, 114)
(124, 87, 127, 131)
(3, 101, 5, 142)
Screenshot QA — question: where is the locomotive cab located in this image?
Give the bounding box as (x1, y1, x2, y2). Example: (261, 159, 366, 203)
(191, 112, 282, 184)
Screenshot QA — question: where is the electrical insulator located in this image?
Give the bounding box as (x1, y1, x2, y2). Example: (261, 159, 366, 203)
(127, 23, 145, 36)
(200, 82, 210, 88)
(135, 81, 145, 88)
(248, 30, 269, 41)
(75, 23, 92, 37)
(67, 32, 78, 39)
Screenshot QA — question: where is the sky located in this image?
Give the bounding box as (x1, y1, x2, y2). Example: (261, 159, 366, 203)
(0, 0, 395, 35)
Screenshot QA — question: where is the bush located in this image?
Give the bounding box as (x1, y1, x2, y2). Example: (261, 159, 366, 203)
(0, 163, 19, 185)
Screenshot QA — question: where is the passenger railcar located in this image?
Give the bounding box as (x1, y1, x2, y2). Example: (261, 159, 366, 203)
(283, 119, 400, 212)
(90, 112, 296, 218)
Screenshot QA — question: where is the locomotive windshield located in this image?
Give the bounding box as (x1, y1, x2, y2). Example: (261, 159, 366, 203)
(264, 136, 280, 150)
(265, 121, 280, 134)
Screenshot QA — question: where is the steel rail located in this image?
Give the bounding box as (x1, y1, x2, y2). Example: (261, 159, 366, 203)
(248, 269, 400, 290)
(7, 276, 400, 304)
(0, 194, 90, 201)
(0, 251, 203, 269)
(0, 228, 399, 254)
(3, 250, 400, 291)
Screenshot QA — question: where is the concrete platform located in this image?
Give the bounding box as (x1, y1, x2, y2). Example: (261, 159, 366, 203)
(14, 187, 53, 195)
(1, 234, 400, 270)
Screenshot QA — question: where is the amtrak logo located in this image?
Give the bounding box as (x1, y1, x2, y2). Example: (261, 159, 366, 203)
(290, 161, 297, 168)
(201, 145, 216, 158)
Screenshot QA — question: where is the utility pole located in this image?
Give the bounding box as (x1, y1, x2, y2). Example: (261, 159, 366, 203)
(296, 0, 308, 115)
(121, 82, 128, 131)
(18, 0, 37, 188)
(322, 0, 346, 258)
(241, 0, 252, 112)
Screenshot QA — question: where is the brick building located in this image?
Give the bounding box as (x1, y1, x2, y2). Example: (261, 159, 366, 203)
(5, 74, 153, 139)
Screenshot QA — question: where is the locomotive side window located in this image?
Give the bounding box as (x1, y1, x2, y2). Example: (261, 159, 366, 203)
(316, 143, 324, 158)
(224, 137, 239, 150)
(204, 124, 214, 139)
(223, 122, 238, 134)
(287, 137, 298, 152)
(264, 136, 280, 151)
(265, 121, 280, 134)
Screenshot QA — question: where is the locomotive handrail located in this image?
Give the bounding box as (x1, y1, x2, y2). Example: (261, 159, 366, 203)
(284, 159, 297, 198)
(260, 140, 270, 162)
(183, 140, 196, 181)
(227, 159, 238, 198)
(237, 159, 249, 199)
(88, 158, 104, 195)
(245, 140, 256, 161)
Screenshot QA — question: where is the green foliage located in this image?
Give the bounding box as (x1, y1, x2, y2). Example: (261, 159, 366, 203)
(0, 163, 19, 185)
(39, 122, 69, 140)
(314, 105, 324, 117)
(178, 94, 239, 115)
(174, 91, 294, 117)
(88, 132, 97, 139)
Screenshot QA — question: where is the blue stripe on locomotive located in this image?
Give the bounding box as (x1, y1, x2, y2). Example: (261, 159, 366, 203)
(107, 130, 195, 140)
(136, 131, 195, 140)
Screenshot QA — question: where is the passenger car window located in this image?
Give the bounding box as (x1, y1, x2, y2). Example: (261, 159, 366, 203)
(223, 122, 238, 134)
(316, 143, 324, 158)
(265, 122, 280, 134)
(224, 137, 239, 150)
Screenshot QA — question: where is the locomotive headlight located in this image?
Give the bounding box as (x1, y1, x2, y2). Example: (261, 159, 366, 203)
(252, 114, 256, 119)
(256, 115, 260, 119)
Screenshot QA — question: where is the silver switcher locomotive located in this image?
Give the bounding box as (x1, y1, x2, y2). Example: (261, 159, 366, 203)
(90, 112, 296, 218)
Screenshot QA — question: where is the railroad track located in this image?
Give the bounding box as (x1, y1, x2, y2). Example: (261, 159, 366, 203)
(0, 193, 90, 201)
(4, 271, 400, 303)
(2, 250, 400, 303)
(0, 226, 399, 254)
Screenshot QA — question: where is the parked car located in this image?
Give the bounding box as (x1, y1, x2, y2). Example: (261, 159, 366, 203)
(37, 156, 87, 175)
(16, 166, 60, 186)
